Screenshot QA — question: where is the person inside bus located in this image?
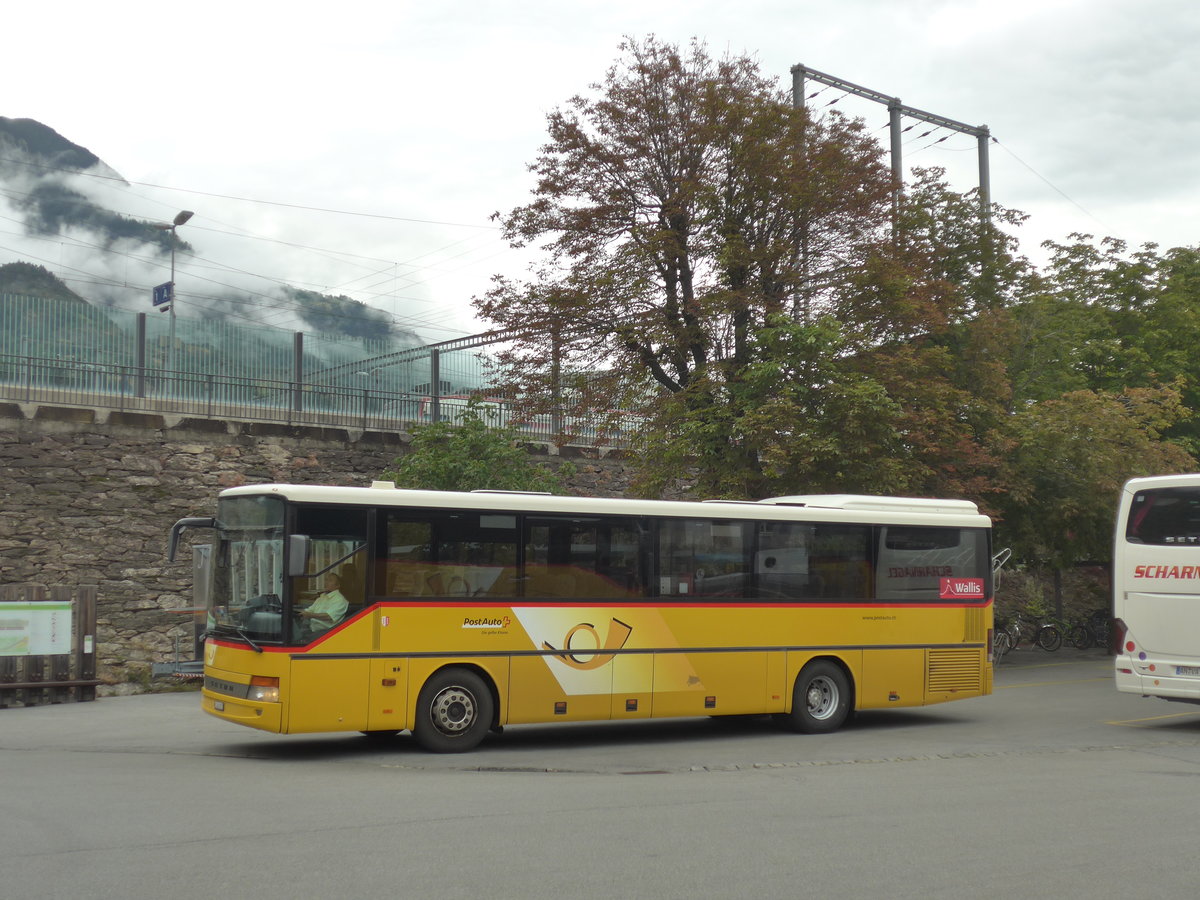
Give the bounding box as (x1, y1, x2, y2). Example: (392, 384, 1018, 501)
(295, 572, 348, 641)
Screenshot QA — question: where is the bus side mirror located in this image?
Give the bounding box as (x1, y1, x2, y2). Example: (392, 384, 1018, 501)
(168, 517, 216, 561)
(288, 535, 312, 577)
(991, 547, 1012, 585)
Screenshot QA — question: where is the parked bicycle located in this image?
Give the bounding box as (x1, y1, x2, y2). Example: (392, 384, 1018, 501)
(1064, 609, 1111, 651)
(1064, 617, 1093, 649)
(1003, 611, 1062, 652)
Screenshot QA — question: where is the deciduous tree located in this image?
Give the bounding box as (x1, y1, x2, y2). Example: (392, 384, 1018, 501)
(382, 401, 571, 493)
(478, 37, 981, 498)
(995, 386, 1195, 568)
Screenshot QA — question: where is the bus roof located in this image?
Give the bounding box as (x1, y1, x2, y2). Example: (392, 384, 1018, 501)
(759, 494, 980, 515)
(217, 483, 989, 527)
(1122, 473, 1200, 493)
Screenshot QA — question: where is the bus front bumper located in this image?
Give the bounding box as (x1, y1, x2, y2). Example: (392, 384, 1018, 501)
(202, 684, 284, 733)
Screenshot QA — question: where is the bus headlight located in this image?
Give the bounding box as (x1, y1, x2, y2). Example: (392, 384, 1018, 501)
(248, 676, 280, 703)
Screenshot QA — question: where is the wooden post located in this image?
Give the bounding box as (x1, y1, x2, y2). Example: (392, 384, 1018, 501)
(50, 586, 74, 703)
(0, 655, 15, 708)
(76, 585, 98, 702)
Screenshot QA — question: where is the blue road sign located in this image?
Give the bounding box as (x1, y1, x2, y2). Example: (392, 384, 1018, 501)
(153, 282, 174, 307)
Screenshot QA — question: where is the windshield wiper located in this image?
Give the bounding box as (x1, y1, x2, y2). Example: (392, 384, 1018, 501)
(211, 623, 265, 653)
(234, 628, 263, 653)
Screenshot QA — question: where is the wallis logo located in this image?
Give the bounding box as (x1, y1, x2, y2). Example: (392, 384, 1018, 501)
(939, 577, 984, 599)
(542, 618, 633, 670)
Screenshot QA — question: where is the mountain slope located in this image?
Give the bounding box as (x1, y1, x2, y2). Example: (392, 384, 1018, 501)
(0, 117, 419, 346)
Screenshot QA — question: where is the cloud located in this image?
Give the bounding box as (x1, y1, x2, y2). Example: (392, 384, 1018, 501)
(4, 0, 1198, 334)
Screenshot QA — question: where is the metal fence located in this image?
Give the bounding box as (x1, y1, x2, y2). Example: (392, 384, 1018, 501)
(0, 352, 422, 431)
(0, 353, 640, 444)
(0, 291, 459, 391)
(0, 293, 641, 445)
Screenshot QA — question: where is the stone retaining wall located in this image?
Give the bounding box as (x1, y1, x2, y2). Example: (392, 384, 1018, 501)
(0, 403, 638, 687)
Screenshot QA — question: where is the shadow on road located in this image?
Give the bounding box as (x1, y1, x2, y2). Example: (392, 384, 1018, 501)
(206, 703, 975, 763)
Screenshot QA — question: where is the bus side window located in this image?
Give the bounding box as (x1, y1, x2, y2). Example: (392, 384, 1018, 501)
(340, 561, 364, 608)
(810, 524, 872, 601)
(433, 513, 517, 597)
(524, 517, 645, 600)
(755, 523, 815, 600)
(875, 526, 988, 601)
(383, 518, 434, 598)
(658, 519, 749, 600)
(291, 507, 369, 604)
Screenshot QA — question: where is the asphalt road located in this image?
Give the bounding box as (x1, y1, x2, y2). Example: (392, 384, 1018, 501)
(4, 648, 1199, 899)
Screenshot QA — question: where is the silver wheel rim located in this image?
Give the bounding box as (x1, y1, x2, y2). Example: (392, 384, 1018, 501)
(805, 675, 839, 720)
(429, 685, 478, 736)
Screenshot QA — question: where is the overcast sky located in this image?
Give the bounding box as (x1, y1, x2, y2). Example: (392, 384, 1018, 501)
(3, 0, 1198, 341)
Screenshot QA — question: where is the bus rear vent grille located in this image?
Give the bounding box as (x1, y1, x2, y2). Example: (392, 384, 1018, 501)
(927, 650, 982, 693)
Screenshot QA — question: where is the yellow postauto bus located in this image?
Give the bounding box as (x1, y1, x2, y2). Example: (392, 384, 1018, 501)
(169, 482, 996, 752)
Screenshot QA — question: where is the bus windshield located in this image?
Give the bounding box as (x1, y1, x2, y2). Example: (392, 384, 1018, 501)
(1126, 486, 1200, 545)
(208, 495, 287, 643)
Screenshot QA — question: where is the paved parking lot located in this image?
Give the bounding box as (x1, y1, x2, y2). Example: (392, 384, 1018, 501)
(4, 648, 1199, 899)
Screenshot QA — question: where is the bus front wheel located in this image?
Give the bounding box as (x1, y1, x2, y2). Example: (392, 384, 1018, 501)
(785, 661, 852, 734)
(413, 668, 495, 753)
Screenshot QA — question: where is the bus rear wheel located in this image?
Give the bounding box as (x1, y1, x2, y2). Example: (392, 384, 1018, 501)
(413, 668, 495, 753)
(785, 661, 852, 734)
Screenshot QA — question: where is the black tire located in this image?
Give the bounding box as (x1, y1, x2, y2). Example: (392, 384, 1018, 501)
(1037, 624, 1062, 652)
(1065, 624, 1092, 650)
(785, 660, 852, 734)
(413, 668, 495, 753)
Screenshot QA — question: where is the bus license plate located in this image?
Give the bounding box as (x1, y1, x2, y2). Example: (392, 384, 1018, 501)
(1176, 666, 1200, 676)
(214, 700, 225, 711)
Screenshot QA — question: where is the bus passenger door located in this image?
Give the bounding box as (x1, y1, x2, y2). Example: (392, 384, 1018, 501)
(366, 658, 409, 733)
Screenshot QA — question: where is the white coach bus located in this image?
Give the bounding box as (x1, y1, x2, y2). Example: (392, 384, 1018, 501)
(1114, 474, 1200, 704)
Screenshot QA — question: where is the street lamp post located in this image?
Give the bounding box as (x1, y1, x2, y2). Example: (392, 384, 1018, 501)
(155, 209, 194, 381)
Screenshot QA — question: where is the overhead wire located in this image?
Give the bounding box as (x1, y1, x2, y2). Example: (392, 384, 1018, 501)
(914, 133, 953, 153)
(0, 161, 507, 338)
(0, 221, 470, 337)
(0, 152, 510, 319)
(0, 240, 474, 338)
(0, 155, 500, 230)
(822, 90, 851, 109)
(78, 175, 485, 298)
(15, 112, 1113, 340)
(792, 76, 1140, 258)
(992, 137, 1118, 234)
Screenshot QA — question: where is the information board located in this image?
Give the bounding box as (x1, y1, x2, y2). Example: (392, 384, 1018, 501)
(0, 602, 73, 656)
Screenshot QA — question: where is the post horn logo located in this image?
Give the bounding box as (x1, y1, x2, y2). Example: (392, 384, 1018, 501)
(542, 618, 633, 670)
